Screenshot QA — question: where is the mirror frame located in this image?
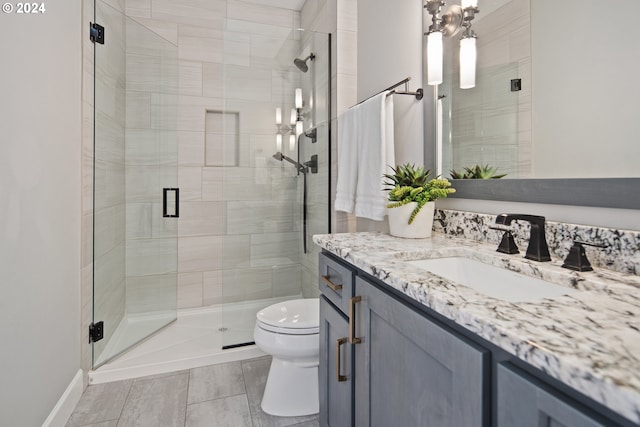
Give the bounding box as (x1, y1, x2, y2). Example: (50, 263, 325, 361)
(422, 87, 640, 210)
(450, 179, 640, 210)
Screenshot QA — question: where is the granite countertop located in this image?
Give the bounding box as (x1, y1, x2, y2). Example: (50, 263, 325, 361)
(313, 232, 640, 424)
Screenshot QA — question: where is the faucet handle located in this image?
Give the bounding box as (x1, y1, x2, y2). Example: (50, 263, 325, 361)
(561, 240, 606, 272)
(490, 225, 519, 254)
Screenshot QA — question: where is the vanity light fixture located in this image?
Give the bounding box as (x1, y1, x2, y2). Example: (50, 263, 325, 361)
(425, 0, 480, 89)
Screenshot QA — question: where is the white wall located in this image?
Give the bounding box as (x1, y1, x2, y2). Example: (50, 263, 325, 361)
(357, 0, 424, 165)
(0, 3, 82, 426)
(356, 0, 424, 232)
(531, 0, 640, 178)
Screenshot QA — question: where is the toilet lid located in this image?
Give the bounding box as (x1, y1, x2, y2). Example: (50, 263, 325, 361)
(256, 299, 319, 333)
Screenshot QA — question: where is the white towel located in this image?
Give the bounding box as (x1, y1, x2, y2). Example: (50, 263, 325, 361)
(334, 104, 360, 213)
(354, 91, 395, 221)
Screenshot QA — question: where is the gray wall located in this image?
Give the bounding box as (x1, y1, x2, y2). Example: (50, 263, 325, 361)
(0, 2, 82, 426)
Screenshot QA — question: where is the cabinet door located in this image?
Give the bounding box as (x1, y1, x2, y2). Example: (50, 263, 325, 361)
(353, 277, 489, 427)
(497, 363, 612, 427)
(320, 296, 353, 427)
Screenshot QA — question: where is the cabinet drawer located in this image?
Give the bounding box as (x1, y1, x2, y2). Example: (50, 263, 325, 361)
(497, 363, 613, 427)
(319, 253, 355, 316)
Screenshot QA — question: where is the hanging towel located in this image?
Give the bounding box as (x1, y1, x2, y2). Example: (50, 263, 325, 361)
(354, 91, 395, 221)
(334, 104, 360, 213)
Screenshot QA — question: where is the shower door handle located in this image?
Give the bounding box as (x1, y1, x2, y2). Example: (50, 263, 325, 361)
(162, 188, 180, 218)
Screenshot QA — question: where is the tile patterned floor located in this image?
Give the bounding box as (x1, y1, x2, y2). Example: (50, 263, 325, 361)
(66, 356, 319, 427)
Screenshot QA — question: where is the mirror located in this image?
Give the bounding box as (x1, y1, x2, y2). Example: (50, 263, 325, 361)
(427, 0, 640, 208)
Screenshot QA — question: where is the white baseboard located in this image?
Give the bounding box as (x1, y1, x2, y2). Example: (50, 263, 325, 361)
(41, 369, 84, 427)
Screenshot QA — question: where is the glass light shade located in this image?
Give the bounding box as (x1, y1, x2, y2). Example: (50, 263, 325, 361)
(427, 32, 443, 86)
(295, 121, 303, 136)
(459, 37, 477, 89)
(461, 0, 478, 8)
(276, 133, 282, 151)
(295, 88, 303, 109)
(289, 134, 296, 151)
(290, 108, 297, 125)
(275, 108, 282, 125)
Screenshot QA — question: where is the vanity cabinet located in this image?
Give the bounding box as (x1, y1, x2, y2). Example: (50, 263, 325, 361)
(319, 296, 353, 426)
(319, 253, 355, 427)
(497, 363, 611, 427)
(318, 253, 488, 427)
(318, 251, 633, 427)
(353, 276, 489, 427)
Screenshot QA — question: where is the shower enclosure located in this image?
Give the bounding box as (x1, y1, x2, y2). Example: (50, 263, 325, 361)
(91, 0, 330, 368)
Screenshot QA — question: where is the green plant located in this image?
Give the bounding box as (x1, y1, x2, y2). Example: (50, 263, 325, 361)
(450, 164, 507, 179)
(384, 163, 455, 224)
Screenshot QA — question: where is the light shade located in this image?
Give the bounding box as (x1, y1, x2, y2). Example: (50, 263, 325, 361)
(289, 134, 296, 151)
(427, 32, 443, 86)
(276, 133, 282, 151)
(461, 0, 478, 8)
(459, 37, 477, 89)
(290, 108, 297, 125)
(295, 121, 303, 136)
(275, 107, 282, 125)
(295, 88, 303, 109)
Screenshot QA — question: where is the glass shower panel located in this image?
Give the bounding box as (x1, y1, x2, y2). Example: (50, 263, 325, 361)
(92, 0, 179, 368)
(219, 28, 331, 348)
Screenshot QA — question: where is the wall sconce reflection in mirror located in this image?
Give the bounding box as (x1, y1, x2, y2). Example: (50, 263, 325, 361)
(425, 0, 480, 89)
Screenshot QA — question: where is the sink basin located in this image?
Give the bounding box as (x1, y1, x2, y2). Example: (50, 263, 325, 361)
(407, 257, 575, 302)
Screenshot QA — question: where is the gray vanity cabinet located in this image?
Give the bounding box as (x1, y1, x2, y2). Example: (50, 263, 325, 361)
(319, 296, 353, 427)
(497, 363, 609, 427)
(353, 276, 490, 427)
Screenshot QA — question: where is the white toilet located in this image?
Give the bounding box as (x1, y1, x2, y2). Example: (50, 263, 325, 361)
(253, 298, 320, 417)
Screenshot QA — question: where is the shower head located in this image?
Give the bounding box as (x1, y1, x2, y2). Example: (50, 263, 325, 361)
(272, 152, 284, 161)
(293, 53, 315, 72)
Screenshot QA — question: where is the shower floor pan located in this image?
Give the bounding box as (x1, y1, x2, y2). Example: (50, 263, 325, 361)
(89, 296, 297, 384)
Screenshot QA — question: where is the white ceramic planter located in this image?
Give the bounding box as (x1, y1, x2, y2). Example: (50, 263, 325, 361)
(387, 201, 435, 239)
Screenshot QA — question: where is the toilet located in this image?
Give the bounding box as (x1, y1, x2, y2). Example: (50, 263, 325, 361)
(253, 298, 320, 417)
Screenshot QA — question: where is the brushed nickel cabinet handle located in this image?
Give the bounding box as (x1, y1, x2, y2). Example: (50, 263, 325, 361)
(321, 275, 343, 291)
(336, 337, 348, 382)
(349, 296, 362, 344)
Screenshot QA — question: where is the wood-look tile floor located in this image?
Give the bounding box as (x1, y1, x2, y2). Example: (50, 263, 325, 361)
(66, 356, 319, 427)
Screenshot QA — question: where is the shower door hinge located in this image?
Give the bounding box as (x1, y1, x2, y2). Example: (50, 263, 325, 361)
(89, 321, 104, 343)
(90, 22, 105, 44)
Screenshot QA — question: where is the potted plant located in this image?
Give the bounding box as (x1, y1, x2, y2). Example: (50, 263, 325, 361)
(450, 164, 507, 179)
(384, 163, 455, 238)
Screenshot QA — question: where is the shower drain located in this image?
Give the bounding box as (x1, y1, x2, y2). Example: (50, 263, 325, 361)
(218, 327, 228, 332)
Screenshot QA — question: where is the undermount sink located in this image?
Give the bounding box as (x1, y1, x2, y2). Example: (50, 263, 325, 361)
(407, 257, 575, 303)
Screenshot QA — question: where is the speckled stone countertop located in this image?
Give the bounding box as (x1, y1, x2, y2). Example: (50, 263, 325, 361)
(313, 232, 640, 424)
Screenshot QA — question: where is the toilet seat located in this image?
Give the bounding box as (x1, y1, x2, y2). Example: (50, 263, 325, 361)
(256, 299, 319, 335)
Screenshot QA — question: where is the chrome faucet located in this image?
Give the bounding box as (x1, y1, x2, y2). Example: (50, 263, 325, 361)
(494, 214, 551, 262)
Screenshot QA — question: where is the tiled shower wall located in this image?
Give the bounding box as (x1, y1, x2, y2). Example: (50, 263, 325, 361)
(444, 0, 531, 178)
(124, 0, 305, 309)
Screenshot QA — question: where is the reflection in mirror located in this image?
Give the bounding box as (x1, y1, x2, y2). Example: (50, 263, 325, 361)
(439, 0, 640, 179)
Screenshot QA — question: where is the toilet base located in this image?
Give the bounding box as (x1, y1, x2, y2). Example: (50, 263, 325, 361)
(261, 358, 319, 417)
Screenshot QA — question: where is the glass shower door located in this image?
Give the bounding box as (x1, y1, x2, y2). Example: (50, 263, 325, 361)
(92, 0, 179, 367)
